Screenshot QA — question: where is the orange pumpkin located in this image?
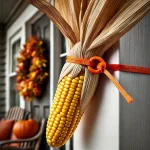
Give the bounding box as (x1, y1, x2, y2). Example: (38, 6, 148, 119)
(13, 119, 39, 139)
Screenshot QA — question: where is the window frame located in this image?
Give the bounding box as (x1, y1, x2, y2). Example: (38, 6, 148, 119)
(9, 30, 21, 75)
(6, 28, 25, 111)
(9, 31, 22, 108)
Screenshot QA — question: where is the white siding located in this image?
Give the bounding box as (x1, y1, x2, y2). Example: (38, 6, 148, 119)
(0, 24, 6, 118)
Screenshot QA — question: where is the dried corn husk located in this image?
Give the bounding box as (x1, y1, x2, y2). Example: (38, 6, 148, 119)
(28, 0, 150, 112)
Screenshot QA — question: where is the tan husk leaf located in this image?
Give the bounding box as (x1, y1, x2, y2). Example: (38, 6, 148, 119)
(55, 0, 80, 42)
(79, 0, 90, 26)
(28, 0, 77, 45)
(28, 0, 150, 113)
(81, 0, 124, 51)
(88, 0, 150, 53)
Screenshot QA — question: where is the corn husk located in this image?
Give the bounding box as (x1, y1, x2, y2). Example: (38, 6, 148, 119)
(28, 0, 150, 112)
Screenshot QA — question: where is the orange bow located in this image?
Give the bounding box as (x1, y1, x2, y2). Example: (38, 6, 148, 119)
(66, 56, 136, 103)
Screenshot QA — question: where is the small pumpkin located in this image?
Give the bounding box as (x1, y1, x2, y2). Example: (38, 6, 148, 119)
(13, 119, 39, 139)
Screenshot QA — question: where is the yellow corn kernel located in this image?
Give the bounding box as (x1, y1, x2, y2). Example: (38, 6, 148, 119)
(61, 117, 66, 121)
(77, 84, 82, 88)
(46, 74, 84, 148)
(76, 87, 82, 92)
(60, 112, 66, 117)
(62, 106, 68, 110)
(63, 88, 68, 92)
(69, 88, 75, 92)
(80, 76, 84, 80)
(66, 81, 71, 85)
(72, 79, 78, 83)
(66, 77, 72, 81)
(62, 91, 67, 96)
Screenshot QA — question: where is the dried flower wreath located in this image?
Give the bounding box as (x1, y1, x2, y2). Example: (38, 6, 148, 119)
(16, 36, 48, 101)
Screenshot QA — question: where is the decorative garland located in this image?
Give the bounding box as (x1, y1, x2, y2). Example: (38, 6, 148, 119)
(16, 36, 48, 101)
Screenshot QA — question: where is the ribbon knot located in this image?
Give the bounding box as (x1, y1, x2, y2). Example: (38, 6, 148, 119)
(66, 56, 133, 104)
(88, 56, 106, 74)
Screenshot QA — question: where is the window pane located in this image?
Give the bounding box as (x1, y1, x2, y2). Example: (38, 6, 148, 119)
(60, 33, 67, 70)
(61, 34, 67, 54)
(61, 56, 66, 69)
(12, 39, 21, 72)
(54, 145, 65, 150)
(60, 145, 66, 150)
(10, 76, 20, 107)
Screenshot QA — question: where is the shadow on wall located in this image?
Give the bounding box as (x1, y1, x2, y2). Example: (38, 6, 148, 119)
(82, 73, 106, 144)
(81, 43, 119, 146)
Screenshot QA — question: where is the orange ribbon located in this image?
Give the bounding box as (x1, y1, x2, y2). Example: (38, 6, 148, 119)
(106, 64, 150, 75)
(66, 56, 135, 103)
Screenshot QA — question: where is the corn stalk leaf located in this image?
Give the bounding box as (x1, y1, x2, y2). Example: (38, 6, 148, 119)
(28, 0, 77, 45)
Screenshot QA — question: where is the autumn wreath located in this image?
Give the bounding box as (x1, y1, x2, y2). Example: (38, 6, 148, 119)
(16, 36, 48, 101)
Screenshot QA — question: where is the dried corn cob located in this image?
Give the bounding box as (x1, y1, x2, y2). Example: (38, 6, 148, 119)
(46, 74, 84, 147)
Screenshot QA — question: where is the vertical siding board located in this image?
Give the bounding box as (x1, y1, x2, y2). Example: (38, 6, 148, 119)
(0, 23, 6, 118)
(120, 13, 150, 150)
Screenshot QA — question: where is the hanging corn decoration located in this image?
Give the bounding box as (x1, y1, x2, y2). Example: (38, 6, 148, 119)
(28, 0, 150, 148)
(46, 75, 84, 147)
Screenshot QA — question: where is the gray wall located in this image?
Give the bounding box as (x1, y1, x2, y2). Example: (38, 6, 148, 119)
(0, 23, 6, 118)
(120, 13, 150, 150)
